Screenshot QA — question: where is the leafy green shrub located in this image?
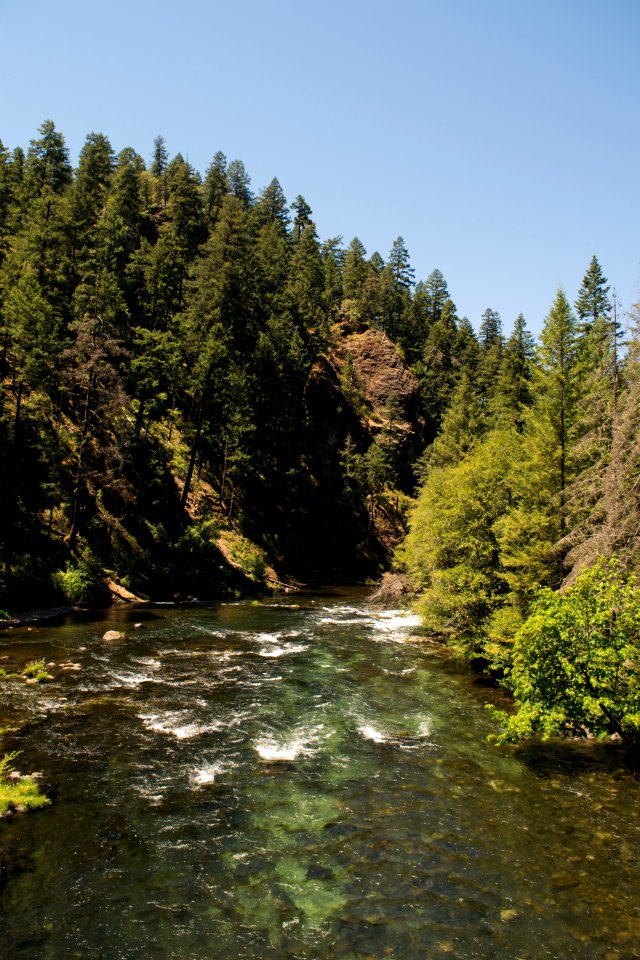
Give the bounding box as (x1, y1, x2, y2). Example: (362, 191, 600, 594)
(490, 558, 640, 750)
(227, 534, 267, 582)
(51, 557, 100, 604)
(481, 604, 524, 673)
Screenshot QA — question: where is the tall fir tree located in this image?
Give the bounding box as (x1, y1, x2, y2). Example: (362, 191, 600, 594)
(498, 289, 580, 603)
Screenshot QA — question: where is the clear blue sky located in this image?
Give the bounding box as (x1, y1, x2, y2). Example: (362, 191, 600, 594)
(2, 0, 639, 336)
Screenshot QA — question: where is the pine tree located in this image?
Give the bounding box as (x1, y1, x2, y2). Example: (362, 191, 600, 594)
(477, 308, 504, 410)
(226, 159, 253, 208)
(203, 151, 228, 229)
(73, 133, 115, 219)
(291, 195, 312, 241)
(179, 195, 258, 509)
(493, 314, 535, 429)
(254, 219, 291, 319)
(498, 289, 580, 603)
(321, 236, 344, 318)
(414, 297, 459, 431)
(342, 237, 368, 301)
(150, 135, 169, 208)
(575, 255, 611, 333)
(285, 221, 326, 346)
(25, 120, 73, 198)
(424, 373, 486, 470)
(165, 155, 206, 256)
(563, 289, 624, 580)
(404, 425, 520, 652)
(454, 316, 481, 382)
(252, 178, 290, 232)
(424, 268, 450, 324)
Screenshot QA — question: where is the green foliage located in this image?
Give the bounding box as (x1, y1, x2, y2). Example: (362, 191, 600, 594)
(491, 558, 640, 749)
(404, 427, 522, 656)
(22, 659, 52, 682)
(226, 534, 267, 582)
(0, 752, 50, 815)
(51, 559, 96, 605)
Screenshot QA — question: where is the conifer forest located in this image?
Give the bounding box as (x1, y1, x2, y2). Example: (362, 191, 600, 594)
(2, 120, 640, 755)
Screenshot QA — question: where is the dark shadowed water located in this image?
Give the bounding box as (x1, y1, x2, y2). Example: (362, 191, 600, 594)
(1, 591, 640, 959)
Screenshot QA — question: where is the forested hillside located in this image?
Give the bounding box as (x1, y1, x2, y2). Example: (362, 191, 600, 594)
(2, 122, 639, 753)
(402, 260, 640, 752)
(0, 121, 448, 609)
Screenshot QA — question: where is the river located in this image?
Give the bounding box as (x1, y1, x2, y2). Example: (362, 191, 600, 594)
(1, 590, 640, 959)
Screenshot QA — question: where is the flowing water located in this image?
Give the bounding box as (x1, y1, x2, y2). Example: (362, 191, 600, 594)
(1, 591, 640, 959)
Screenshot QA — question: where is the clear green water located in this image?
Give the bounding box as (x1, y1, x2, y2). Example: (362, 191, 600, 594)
(1, 591, 640, 959)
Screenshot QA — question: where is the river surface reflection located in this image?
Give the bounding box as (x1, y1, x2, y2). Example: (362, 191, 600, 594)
(1, 590, 640, 959)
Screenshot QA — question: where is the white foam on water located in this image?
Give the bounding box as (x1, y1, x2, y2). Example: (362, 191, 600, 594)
(190, 763, 225, 787)
(317, 616, 373, 626)
(356, 714, 433, 748)
(372, 611, 423, 631)
(255, 632, 282, 644)
(417, 718, 432, 738)
(254, 723, 325, 762)
(358, 723, 388, 743)
(190, 624, 228, 638)
(258, 642, 309, 658)
(131, 656, 162, 669)
(254, 738, 306, 761)
(111, 671, 160, 687)
(139, 712, 224, 740)
(320, 605, 367, 616)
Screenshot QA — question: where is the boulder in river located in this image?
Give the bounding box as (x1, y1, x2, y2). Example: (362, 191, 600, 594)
(103, 630, 125, 641)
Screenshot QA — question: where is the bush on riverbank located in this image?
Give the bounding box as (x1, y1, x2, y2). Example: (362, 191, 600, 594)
(490, 559, 640, 751)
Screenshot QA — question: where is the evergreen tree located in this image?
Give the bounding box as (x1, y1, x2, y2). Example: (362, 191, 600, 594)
(477, 308, 504, 410)
(404, 426, 521, 654)
(150, 135, 169, 178)
(575, 255, 611, 333)
(25, 120, 73, 198)
(254, 220, 291, 319)
(252, 177, 290, 232)
(165, 155, 206, 256)
(414, 297, 459, 430)
(377, 237, 414, 343)
(150, 135, 169, 208)
(498, 289, 580, 603)
(423, 268, 450, 324)
(425, 373, 486, 470)
(454, 316, 481, 382)
(563, 289, 625, 579)
(388, 236, 415, 289)
(179, 195, 259, 509)
(342, 237, 368, 301)
(203, 151, 228, 228)
(285, 221, 326, 346)
(73, 132, 114, 219)
(493, 313, 535, 429)
(291, 195, 312, 241)
(226, 159, 253, 208)
(358, 252, 385, 329)
(321, 236, 344, 319)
